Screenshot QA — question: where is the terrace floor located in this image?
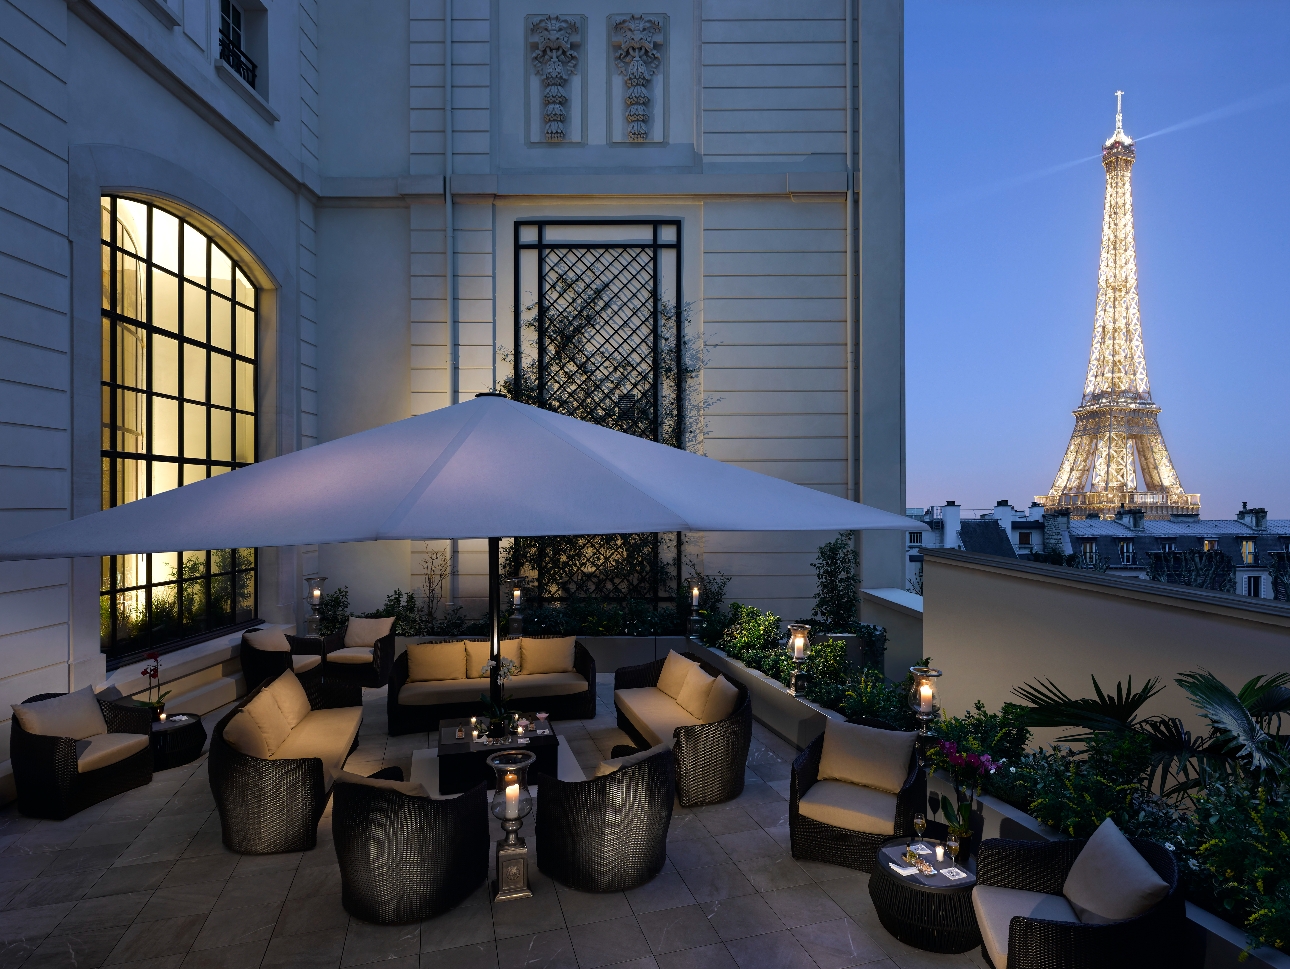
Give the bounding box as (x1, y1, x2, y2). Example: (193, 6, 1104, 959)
(0, 678, 989, 969)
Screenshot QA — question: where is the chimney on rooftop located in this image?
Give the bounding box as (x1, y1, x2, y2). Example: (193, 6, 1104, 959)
(1114, 505, 1145, 530)
(1237, 502, 1269, 530)
(941, 501, 962, 550)
(1043, 509, 1072, 555)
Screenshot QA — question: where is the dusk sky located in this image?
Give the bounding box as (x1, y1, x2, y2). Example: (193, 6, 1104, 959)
(904, 2, 1290, 520)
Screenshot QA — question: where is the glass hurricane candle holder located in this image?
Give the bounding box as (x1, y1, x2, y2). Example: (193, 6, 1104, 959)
(787, 624, 811, 696)
(908, 667, 943, 733)
(304, 575, 327, 636)
(487, 750, 536, 902)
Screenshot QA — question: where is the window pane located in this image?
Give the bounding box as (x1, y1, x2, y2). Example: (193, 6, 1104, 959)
(182, 462, 208, 484)
(150, 552, 179, 583)
(236, 305, 254, 358)
(117, 253, 146, 321)
(116, 589, 147, 645)
(235, 268, 253, 306)
(184, 224, 206, 284)
(101, 199, 111, 244)
(152, 209, 180, 273)
(210, 246, 233, 298)
(152, 269, 178, 332)
(116, 322, 146, 389)
(117, 199, 147, 256)
(235, 413, 254, 463)
(152, 334, 179, 397)
(115, 389, 146, 453)
(184, 282, 207, 342)
(184, 343, 207, 402)
(112, 458, 146, 505)
(235, 360, 254, 412)
(210, 353, 231, 408)
(101, 244, 110, 310)
(210, 574, 232, 626)
(150, 582, 180, 640)
(211, 294, 232, 351)
(153, 397, 179, 455)
(182, 579, 206, 629)
(235, 547, 254, 570)
(101, 316, 110, 381)
(152, 461, 179, 494)
(210, 409, 232, 462)
(183, 403, 206, 459)
(101, 386, 110, 450)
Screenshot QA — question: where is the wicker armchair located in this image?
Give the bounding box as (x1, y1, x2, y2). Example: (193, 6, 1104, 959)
(208, 676, 361, 854)
(332, 775, 489, 924)
(789, 730, 922, 873)
(613, 652, 752, 808)
(387, 640, 597, 735)
(241, 632, 323, 691)
(11, 694, 153, 820)
(535, 746, 675, 892)
(974, 837, 1185, 969)
(313, 626, 397, 689)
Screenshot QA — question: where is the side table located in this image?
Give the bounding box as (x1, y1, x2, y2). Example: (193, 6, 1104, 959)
(868, 837, 981, 954)
(150, 713, 208, 771)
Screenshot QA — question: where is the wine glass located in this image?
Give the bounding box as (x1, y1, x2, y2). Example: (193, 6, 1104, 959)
(913, 813, 926, 841)
(946, 834, 960, 864)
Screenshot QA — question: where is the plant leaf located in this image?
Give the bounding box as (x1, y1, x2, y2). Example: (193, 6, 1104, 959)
(1011, 675, 1163, 738)
(1176, 670, 1287, 777)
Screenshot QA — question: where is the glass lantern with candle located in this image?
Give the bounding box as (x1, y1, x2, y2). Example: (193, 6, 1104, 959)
(508, 578, 524, 637)
(787, 624, 811, 696)
(907, 667, 943, 733)
(304, 575, 327, 636)
(687, 581, 702, 639)
(487, 750, 536, 901)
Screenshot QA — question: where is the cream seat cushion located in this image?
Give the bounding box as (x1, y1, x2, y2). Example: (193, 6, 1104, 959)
(972, 886, 1080, 969)
(676, 666, 716, 718)
(397, 671, 586, 706)
(270, 706, 363, 786)
(656, 651, 698, 700)
(1062, 818, 1169, 924)
(507, 672, 586, 698)
(263, 670, 312, 729)
(333, 769, 428, 798)
(408, 641, 466, 682)
(76, 733, 150, 773)
(595, 742, 671, 777)
(702, 675, 740, 724)
(326, 646, 375, 665)
(344, 617, 394, 647)
(797, 779, 898, 834)
(521, 637, 576, 675)
(292, 654, 322, 675)
(614, 687, 699, 747)
(817, 718, 915, 794)
(244, 628, 291, 651)
(13, 686, 108, 741)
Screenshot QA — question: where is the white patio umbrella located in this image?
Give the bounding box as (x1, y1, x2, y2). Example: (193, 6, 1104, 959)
(0, 394, 919, 700)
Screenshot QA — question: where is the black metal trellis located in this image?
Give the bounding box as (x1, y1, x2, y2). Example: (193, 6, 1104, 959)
(513, 220, 684, 611)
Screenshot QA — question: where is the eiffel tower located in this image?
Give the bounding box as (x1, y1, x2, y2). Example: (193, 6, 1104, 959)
(1040, 93, 1200, 520)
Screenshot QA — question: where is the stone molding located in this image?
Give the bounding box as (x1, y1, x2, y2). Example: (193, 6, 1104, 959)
(611, 14, 663, 142)
(529, 15, 580, 143)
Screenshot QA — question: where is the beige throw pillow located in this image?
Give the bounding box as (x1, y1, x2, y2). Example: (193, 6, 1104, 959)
(407, 641, 466, 682)
(238, 688, 293, 756)
(676, 665, 717, 718)
(223, 710, 274, 758)
(500, 638, 522, 672)
(344, 617, 395, 648)
(264, 670, 312, 729)
(1062, 818, 1170, 924)
(701, 675, 740, 724)
(817, 718, 916, 795)
(656, 650, 698, 700)
(465, 640, 492, 678)
(521, 637, 576, 675)
(244, 628, 291, 652)
(12, 686, 108, 741)
(333, 769, 429, 798)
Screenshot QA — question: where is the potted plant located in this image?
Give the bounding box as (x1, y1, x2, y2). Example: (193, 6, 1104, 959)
(926, 738, 996, 859)
(139, 652, 171, 721)
(479, 656, 518, 738)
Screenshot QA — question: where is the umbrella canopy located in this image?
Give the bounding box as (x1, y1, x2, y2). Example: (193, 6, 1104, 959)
(0, 395, 918, 561)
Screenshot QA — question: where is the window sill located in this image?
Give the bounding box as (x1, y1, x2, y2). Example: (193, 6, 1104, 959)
(215, 59, 279, 123)
(139, 0, 181, 27)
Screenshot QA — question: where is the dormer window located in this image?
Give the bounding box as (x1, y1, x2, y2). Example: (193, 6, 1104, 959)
(219, 0, 257, 89)
(1159, 539, 1176, 552)
(1241, 540, 1256, 565)
(1118, 539, 1134, 565)
(1204, 539, 1220, 552)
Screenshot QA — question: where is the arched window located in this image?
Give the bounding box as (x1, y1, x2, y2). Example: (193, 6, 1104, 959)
(100, 196, 258, 666)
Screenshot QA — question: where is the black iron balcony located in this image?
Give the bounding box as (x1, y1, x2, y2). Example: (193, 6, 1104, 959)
(219, 34, 257, 89)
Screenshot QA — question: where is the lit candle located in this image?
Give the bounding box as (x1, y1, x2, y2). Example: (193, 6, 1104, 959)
(793, 636, 805, 660)
(919, 682, 934, 714)
(470, 716, 477, 725)
(691, 585, 700, 608)
(516, 724, 525, 736)
(312, 587, 320, 604)
(159, 712, 167, 722)
(935, 845, 945, 862)
(471, 729, 478, 740)
(504, 773, 520, 819)
(513, 587, 522, 608)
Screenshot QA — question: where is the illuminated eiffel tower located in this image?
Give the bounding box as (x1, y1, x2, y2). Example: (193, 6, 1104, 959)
(1040, 93, 1200, 520)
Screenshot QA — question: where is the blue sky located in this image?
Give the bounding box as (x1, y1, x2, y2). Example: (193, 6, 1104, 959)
(905, 1, 1290, 520)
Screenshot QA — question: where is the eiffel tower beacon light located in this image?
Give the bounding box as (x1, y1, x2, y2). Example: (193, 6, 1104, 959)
(1039, 93, 1200, 520)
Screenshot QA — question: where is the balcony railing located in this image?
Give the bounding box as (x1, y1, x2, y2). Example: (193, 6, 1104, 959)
(219, 34, 257, 89)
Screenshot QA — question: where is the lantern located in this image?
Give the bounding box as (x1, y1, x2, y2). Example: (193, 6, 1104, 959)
(907, 667, 943, 732)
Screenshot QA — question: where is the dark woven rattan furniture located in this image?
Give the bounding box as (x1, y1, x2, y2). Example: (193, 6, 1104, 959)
(332, 771, 490, 924)
(11, 693, 154, 820)
(208, 676, 361, 854)
(974, 836, 1185, 969)
(436, 717, 558, 795)
(241, 632, 324, 691)
(613, 652, 752, 808)
(535, 746, 675, 892)
(789, 727, 923, 874)
(388, 640, 597, 735)
(150, 713, 208, 771)
(313, 625, 397, 689)
(868, 837, 981, 953)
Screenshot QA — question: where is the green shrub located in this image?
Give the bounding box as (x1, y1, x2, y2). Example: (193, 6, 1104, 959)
(718, 602, 782, 665)
(839, 668, 916, 729)
(934, 701, 1032, 772)
(811, 532, 859, 632)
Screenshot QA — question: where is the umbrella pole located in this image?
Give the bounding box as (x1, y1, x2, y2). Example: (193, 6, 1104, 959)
(489, 536, 501, 709)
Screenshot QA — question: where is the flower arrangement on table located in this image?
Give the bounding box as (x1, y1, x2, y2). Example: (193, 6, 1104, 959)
(479, 656, 518, 731)
(925, 738, 998, 842)
(139, 652, 171, 719)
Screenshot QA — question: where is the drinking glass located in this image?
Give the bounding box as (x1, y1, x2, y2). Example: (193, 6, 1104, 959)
(946, 834, 960, 863)
(913, 813, 926, 839)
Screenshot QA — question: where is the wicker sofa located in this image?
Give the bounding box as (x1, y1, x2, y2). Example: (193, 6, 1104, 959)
(240, 627, 323, 691)
(388, 636, 596, 735)
(536, 744, 674, 892)
(613, 651, 752, 808)
(209, 670, 362, 853)
(973, 825, 1185, 969)
(789, 717, 922, 873)
(10, 687, 153, 820)
(332, 770, 489, 924)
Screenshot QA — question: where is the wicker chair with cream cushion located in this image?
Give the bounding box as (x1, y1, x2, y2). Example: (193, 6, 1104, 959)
(208, 669, 363, 853)
(240, 627, 323, 691)
(315, 617, 397, 689)
(789, 717, 921, 873)
(387, 635, 596, 734)
(972, 819, 1183, 969)
(10, 686, 153, 820)
(613, 650, 751, 807)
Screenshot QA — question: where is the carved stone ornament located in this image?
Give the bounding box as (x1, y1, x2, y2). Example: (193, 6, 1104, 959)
(612, 15, 662, 142)
(530, 15, 579, 143)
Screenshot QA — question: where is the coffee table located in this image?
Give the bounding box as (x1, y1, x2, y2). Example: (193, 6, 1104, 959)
(436, 716, 558, 795)
(868, 837, 981, 954)
(149, 713, 208, 771)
